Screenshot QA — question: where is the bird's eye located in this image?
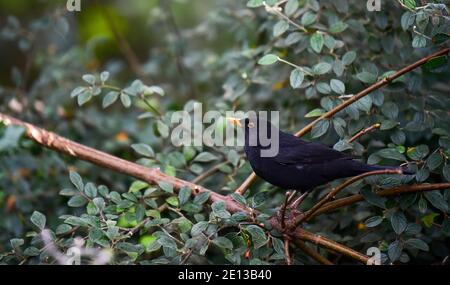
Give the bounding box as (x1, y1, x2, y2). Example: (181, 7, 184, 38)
(248, 122, 255, 128)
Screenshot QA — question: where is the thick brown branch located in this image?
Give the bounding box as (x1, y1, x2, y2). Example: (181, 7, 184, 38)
(310, 182, 450, 218)
(234, 47, 450, 195)
(0, 113, 244, 214)
(296, 169, 402, 225)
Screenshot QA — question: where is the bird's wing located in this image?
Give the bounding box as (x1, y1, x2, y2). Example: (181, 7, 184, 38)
(274, 134, 351, 165)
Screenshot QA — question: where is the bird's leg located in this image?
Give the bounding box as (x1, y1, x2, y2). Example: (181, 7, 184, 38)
(278, 191, 292, 229)
(288, 191, 309, 210)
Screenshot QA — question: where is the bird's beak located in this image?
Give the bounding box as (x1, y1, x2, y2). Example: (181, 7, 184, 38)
(227, 117, 242, 127)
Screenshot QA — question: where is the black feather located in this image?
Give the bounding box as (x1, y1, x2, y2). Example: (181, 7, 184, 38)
(241, 117, 411, 192)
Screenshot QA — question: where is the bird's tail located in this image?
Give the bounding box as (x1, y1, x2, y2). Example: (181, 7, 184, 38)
(362, 164, 414, 175)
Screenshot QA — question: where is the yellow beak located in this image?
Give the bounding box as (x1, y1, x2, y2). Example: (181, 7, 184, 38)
(227, 117, 242, 127)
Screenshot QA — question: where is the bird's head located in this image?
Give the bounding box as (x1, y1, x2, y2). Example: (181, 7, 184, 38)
(227, 115, 278, 148)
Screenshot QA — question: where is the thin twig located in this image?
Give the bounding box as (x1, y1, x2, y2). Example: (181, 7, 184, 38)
(309, 182, 450, 219)
(293, 229, 369, 264)
(292, 240, 333, 265)
(234, 47, 450, 196)
(348, 123, 381, 143)
(283, 238, 292, 265)
(295, 169, 402, 225)
(192, 161, 230, 184)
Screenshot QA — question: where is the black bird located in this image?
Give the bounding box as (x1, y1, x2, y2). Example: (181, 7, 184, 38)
(228, 116, 411, 206)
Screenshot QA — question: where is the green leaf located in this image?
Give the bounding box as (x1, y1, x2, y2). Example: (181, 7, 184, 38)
(0, 125, 25, 150)
(246, 0, 264, 7)
(290, 68, 304, 88)
(158, 181, 173, 193)
(55, 224, 72, 235)
(120, 93, 131, 108)
(423, 55, 448, 70)
(365, 216, 383, 228)
(100, 71, 109, 83)
(424, 191, 448, 213)
(84, 182, 97, 198)
(311, 120, 329, 138)
(313, 62, 332, 75)
(377, 148, 406, 161)
(10, 238, 24, 249)
(329, 21, 348, 34)
(246, 225, 267, 249)
(421, 213, 439, 228)
(284, 0, 299, 16)
(77, 90, 92, 106)
(68, 195, 88, 207)
(194, 152, 218, 162)
(71, 86, 86, 98)
(342, 51, 356, 65)
(102, 91, 119, 108)
(82, 74, 96, 85)
(258, 54, 278, 65)
(412, 35, 426, 48)
(193, 192, 211, 205)
(212, 237, 233, 250)
(381, 120, 398, 130)
(361, 188, 386, 208)
(191, 221, 209, 236)
(129, 180, 149, 192)
(30, 211, 46, 231)
(406, 145, 429, 161)
(305, 108, 325, 118)
(212, 201, 231, 219)
(156, 120, 169, 138)
(272, 237, 285, 257)
(301, 11, 317, 26)
(330, 79, 345, 94)
(391, 212, 407, 234)
(388, 240, 403, 262)
(356, 71, 377, 84)
(310, 32, 324, 53)
(69, 171, 84, 191)
(443, 165, 450, 181)
(166, 196, 179, 207)
(273, 20, 289, 37)
(178, 187, 192, 206)
(402, 0, 416, 9)
(405, 238, 429, 251)
(401, 12, 415, 30)
(230, 193, 247, 206)
(93, 197, 105, 211)
(23, 247, 40, 257)
(131, 143, 155, 158)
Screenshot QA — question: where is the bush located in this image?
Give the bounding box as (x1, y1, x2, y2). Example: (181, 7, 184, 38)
(0, 0, 449, 265)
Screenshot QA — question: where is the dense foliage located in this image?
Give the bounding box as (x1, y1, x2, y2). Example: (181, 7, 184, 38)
(0, 0, 449, 265)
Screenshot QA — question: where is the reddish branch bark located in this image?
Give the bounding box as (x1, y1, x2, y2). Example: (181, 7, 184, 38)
(234, 47, 450, 195)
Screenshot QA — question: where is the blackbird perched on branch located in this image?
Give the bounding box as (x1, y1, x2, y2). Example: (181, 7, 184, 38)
(228, 116, 412, 208)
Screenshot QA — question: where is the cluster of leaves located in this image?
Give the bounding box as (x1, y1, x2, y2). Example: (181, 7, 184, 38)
(1, 0, 449, 264)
